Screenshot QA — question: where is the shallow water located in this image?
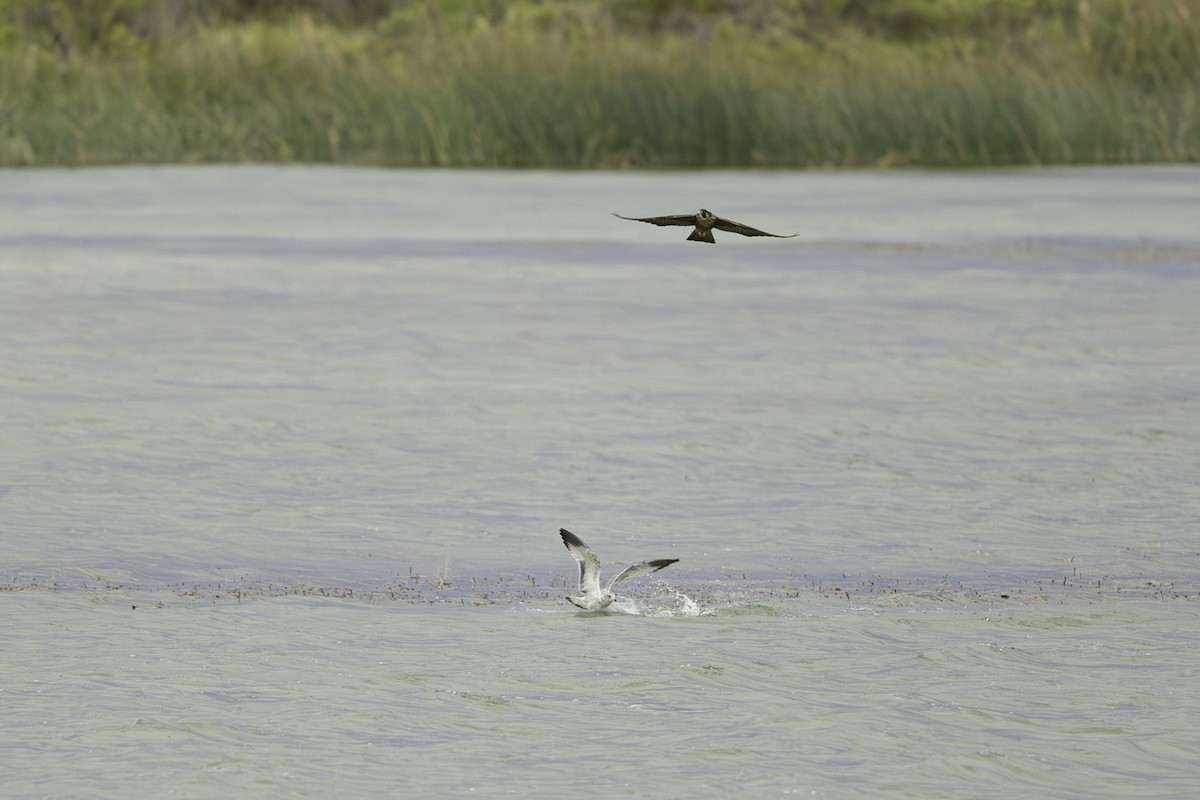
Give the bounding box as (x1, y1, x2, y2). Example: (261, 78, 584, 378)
(2, 166, 1198, 797)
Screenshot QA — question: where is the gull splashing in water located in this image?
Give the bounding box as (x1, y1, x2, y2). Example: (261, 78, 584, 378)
(559, 528, 678, 611)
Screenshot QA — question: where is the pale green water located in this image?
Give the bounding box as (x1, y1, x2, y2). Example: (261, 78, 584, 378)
(5, 592, 1198, 798)
(1, 166, 1198, 798)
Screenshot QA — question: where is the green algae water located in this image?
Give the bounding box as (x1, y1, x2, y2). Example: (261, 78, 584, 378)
(2, 166, 1198, 798)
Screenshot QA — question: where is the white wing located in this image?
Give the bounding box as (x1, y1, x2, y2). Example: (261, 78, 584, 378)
(560, 528, 603, 597)
(606, 559, 678, 591)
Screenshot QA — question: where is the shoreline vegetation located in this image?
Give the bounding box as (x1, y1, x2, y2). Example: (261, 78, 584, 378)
(1, 0, 1198, 168)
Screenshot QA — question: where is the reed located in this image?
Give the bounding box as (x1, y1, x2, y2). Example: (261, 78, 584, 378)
(1, 0, 1197, 167)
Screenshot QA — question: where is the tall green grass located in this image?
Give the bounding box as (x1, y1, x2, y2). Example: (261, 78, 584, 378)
(1, 0, 1198, 167)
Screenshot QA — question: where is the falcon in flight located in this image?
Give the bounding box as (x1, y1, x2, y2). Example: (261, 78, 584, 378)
(613, 208, 797, 243)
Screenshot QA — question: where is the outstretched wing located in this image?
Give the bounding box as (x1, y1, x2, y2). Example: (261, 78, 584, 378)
(712, 216, 798, 238)
(560, 528, 603, 595)
(606, 558, 679, 591)
(612, 212, 698, 228)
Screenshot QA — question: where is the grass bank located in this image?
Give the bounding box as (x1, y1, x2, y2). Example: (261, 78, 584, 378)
(1, 0, 1198, 167)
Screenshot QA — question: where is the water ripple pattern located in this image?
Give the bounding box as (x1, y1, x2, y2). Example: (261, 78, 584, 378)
(2, 166, 1198, 798)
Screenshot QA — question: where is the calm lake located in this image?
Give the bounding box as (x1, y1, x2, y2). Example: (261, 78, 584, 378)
(2, 165, 1198, 798)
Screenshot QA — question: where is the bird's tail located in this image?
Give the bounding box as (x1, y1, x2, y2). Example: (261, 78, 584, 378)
(687, 228, 716, 244)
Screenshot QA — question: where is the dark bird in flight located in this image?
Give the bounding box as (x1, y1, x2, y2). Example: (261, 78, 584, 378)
(613, 208, 798, 243)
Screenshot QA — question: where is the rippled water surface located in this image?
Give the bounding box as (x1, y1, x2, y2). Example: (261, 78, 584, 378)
(3, 166, 1198, 797)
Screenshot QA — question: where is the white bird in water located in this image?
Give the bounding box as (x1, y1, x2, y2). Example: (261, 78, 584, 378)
(559, 528, 678, 611)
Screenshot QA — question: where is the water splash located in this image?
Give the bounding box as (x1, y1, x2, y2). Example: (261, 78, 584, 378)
(610, 588, 713, 617)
